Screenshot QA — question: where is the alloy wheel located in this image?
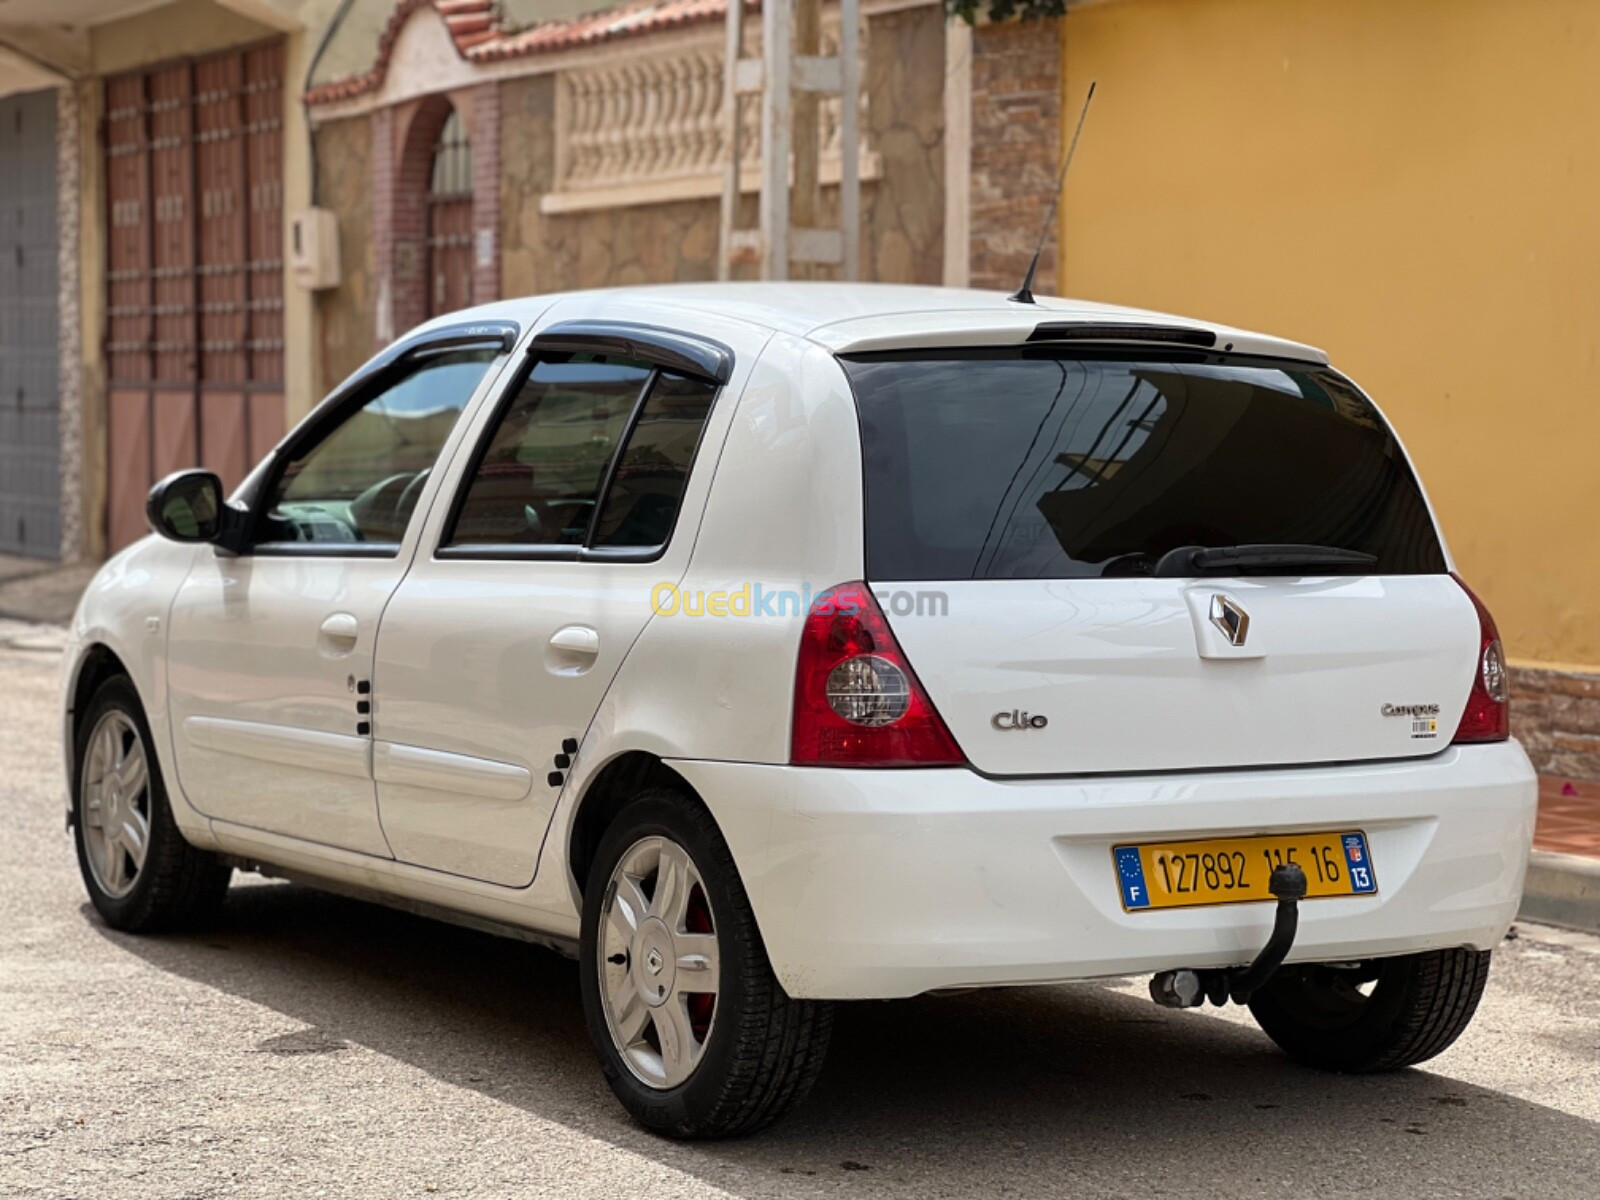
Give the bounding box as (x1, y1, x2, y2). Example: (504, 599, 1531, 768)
(80, 710, 151, 899)
(598, 835, 721, 1090)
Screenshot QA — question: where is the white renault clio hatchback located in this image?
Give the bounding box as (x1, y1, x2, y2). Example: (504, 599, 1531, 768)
(64, 284, 1536, 1137)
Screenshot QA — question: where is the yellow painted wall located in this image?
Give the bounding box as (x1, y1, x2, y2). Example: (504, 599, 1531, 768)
(1059, 0, 1600, 671)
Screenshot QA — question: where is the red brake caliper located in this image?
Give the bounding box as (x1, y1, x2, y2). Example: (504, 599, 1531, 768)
(685, 885, 716, 1039)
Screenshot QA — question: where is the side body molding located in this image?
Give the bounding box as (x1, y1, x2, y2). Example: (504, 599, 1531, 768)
(373, 742, 533, 802)
(183, 717, 371, 780)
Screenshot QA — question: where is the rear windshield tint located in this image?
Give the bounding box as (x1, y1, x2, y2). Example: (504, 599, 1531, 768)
(843, 351, 1447, 581)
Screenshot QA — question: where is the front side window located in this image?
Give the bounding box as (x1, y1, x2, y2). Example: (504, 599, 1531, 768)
(257, 348, 496, 548)
(445, 356, 718, 552)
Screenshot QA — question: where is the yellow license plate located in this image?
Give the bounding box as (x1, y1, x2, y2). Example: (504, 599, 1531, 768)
(1113, 831, 1378, 912)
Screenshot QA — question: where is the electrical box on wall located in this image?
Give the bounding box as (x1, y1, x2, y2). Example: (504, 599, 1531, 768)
(289, 208, 341, 291)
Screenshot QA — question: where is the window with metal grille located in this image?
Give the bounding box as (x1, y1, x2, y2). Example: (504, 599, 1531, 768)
(426, 109, 473, 319)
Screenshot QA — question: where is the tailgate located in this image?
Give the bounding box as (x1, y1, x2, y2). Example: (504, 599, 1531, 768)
(886, 575, 1479, 775)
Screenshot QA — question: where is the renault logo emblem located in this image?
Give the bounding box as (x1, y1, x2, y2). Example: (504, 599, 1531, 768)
(1209, 594, 1250, 646)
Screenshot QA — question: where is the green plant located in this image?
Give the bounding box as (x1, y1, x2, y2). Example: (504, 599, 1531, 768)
(946, 0, 1068, 23)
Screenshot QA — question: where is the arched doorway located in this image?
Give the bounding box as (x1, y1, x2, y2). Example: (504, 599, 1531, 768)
(384, 88, 497, 340)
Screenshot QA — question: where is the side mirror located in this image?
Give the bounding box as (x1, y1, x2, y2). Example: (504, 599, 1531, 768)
(146, 470, 224, 544)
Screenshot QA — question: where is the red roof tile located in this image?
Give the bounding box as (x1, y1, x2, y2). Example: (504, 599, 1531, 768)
(472, 0, 730, 61)
(305, 0, 745, 107)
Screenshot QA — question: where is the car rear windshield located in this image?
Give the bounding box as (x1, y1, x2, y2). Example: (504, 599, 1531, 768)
(842, 350, 1447, 581)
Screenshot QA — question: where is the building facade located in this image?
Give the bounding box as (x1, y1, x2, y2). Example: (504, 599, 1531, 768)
(0, 0, 349, 560)
(8, 0, 1592, 773)
(1, 0, 1062, 564)
(301, 0, 959, 387)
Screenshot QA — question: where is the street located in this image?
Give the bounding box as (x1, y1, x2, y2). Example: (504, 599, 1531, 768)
(2, 622, 1598, 1199)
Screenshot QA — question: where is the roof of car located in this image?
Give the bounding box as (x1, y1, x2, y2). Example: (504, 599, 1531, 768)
(449, 283, 1330, 365)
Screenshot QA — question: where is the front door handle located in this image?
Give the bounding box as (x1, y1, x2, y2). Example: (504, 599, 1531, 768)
(319, 612, 360, 652)
(549, 625, 600, 656)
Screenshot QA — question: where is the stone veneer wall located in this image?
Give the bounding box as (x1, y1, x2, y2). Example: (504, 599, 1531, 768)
(864, 5, 946, 283)
(496, 73, 556, 297)
(315, 115, 377, 390)
(1511, 665, 1600, 780)
(497, 5, 947, 297)
(317, 7, 949, 361)
(499, 69, 721, 293)
(967, 17, 1062, 294)
(56, 85, 84, 563)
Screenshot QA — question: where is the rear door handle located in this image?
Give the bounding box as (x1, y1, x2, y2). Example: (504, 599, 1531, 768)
(549, 625, 600, 656)
(319, 612, 360, 650)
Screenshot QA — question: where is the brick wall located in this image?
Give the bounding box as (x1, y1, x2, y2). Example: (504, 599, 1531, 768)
(469, 82, 501, 303)
(370, 106, 396, 345)
(968, 18, 1062, 293)
(367, 88, 504, 348)
(1512, 665, 1600, 781)
(495, 7, 948, 297)
(390, 96, 454, 340)
(865, 4, 945, 282)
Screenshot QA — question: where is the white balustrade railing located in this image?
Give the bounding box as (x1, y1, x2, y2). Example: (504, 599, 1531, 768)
(544, 25, 876, 214)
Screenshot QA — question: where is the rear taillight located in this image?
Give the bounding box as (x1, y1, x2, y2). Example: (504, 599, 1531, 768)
(791, 582, 966, 767)
(1451, 573, 1510, 744)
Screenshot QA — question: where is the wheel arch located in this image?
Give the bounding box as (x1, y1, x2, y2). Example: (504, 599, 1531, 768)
(567, 750, 699, 898)
(69, 643, 133, 728)
(64, 643, 136, 795)
(62, 631, 214, 848)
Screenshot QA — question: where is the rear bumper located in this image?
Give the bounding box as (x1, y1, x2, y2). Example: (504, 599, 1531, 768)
(669, 742, 1537, 1000)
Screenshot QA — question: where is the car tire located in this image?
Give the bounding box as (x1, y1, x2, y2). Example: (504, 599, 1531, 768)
(578, 786, 833, 1138)
(1247, 948, 1492, 1072)
(72, 675, 231, 932)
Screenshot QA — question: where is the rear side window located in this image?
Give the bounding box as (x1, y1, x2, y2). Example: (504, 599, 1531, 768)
(843, 351, 1447, 581)
(444, 355, 717, 552)
(591, 373, 718, 548)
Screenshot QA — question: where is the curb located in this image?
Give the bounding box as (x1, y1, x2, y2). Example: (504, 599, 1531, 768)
(1519, 849, 1600, 935)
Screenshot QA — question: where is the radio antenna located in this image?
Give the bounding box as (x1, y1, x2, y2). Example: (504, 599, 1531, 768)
(1009, 80, 1097, 305)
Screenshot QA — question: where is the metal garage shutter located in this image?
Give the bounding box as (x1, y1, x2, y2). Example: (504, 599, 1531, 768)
(0, 89, 60, 559)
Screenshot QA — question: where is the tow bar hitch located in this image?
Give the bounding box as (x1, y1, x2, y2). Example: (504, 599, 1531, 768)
(1149, 862, 1309, 1009)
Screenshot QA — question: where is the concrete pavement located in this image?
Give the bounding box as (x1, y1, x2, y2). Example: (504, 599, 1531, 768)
(0, 555, 97, 627)
(3, 623, 1599, 1198)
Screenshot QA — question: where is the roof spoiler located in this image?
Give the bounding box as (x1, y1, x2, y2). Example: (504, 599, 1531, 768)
(1027, 322, 1218, 349)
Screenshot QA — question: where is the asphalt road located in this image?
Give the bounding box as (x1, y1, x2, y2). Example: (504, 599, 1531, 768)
(3, 620, 1599, 1199)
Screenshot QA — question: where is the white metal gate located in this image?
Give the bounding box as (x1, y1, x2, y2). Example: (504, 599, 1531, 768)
(0, 88, 60, 559)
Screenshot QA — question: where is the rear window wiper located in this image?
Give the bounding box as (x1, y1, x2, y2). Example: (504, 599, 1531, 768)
(1152, 544, 1379, 577)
